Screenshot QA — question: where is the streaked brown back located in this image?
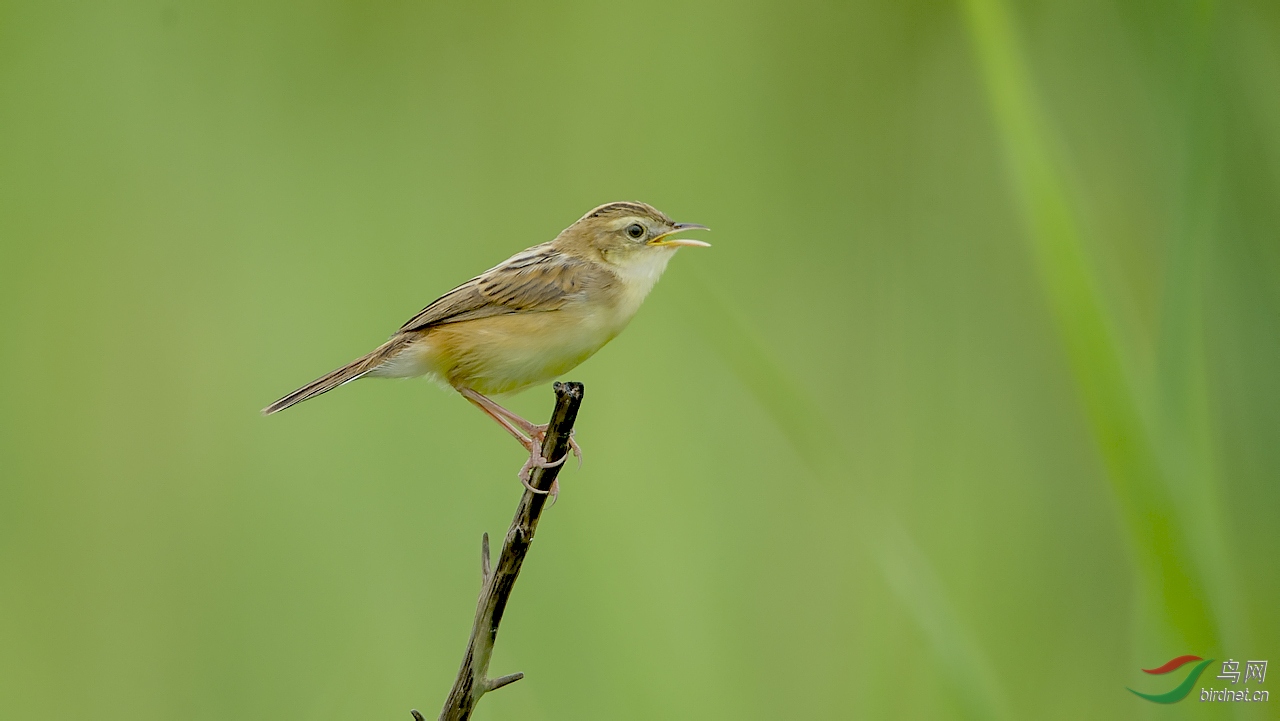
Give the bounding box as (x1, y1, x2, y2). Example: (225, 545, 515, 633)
(398, 243, 611, 333)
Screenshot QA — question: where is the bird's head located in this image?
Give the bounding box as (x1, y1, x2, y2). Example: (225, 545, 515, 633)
(556, 201, 709, 265)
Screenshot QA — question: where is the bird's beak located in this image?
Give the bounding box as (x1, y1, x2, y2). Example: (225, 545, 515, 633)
(649, 222, 711, 248)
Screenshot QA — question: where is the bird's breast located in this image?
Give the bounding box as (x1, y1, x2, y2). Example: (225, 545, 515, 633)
(417, 305, 622, 395)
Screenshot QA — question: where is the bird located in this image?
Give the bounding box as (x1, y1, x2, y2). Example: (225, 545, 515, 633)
(263, 201, 709, 494)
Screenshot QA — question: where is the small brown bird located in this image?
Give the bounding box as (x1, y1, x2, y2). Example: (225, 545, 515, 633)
(263, 201, 709, 492)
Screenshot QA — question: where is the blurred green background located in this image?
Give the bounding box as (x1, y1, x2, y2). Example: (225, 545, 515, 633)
(2, 0, 1277, 719)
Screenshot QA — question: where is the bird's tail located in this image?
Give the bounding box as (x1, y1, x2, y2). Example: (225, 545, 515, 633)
(261, 335, 412, 416)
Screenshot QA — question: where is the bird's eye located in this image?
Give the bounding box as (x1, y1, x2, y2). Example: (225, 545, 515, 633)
(625, 223, 646, 239)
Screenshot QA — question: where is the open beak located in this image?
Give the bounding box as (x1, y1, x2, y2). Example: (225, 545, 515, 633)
(649, 222, 711, 248)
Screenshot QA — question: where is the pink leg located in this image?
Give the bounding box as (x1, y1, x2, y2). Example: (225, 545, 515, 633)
(457, 389, 583, 467)
(458, 387, 568, 493)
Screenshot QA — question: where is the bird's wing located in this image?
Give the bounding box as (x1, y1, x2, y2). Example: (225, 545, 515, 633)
(398, 244, 603, 333)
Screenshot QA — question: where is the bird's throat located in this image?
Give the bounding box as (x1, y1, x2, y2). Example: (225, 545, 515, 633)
(610, 248, 676, 321)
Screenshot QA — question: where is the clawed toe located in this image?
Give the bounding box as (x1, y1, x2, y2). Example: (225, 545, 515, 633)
(523, 425, 582, 467)
(568, 434, 583, 468)
(519, 471, 549, 494)
(517, 449, 566, 493)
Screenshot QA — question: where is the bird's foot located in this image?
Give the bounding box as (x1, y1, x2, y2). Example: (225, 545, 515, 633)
(527, 425, 583, 469)
(517, 431, 572, 504)
(517, 447, 566, 494)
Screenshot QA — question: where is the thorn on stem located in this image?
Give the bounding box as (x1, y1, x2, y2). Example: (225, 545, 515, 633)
(481, 532, 491, 583)
(485, 672, 524, 693)
(410, 710, 425, 721)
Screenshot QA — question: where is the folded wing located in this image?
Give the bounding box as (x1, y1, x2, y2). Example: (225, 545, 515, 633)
(398, 243, 606, 333)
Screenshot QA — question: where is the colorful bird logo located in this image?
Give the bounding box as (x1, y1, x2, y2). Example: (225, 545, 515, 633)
(1128, 655, 1214, 704)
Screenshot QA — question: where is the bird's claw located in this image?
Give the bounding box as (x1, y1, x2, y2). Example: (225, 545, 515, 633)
(528, 425, 583, 469)
(516, 426, 579, 501)
(567, 432, 583, 469)
(518, 449, 566, 493)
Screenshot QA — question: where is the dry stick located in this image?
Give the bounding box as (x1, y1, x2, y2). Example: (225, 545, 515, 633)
(415, 381, 585, 721)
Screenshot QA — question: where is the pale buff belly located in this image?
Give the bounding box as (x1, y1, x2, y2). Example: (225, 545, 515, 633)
(375, 308, 624, 395)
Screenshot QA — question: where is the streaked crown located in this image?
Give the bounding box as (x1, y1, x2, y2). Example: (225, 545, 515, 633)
(579, 201, 674, 226)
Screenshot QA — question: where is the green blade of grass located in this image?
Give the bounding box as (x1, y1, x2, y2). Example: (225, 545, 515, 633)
(959, 0, 1219, 652)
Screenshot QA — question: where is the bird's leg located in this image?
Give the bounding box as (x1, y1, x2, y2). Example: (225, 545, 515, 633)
(458, 387, 567, 493)
(458, 387, 582, 466)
